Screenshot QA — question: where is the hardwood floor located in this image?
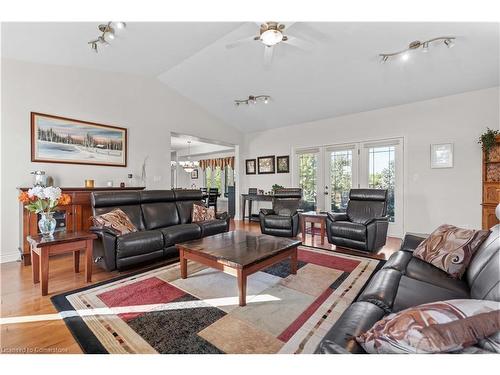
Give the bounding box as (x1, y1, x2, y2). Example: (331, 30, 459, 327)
(0, 220, 401, 354)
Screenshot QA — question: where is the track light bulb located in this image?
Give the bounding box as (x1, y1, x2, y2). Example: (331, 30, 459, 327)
(401, 52, 410, 61)
(422, 42, 429, 52)
(264, 97, 269, 104)
(444, 39, 455, 48)
(114, 22, 126, 30)
(106, 30, 115, 40)
(380, 55, 389, 64)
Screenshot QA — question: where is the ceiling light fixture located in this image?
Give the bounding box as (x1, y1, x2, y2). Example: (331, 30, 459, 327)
(234, 95, 271, 106)
(88, 21, 126, 53)
(379, 36, 456, 63)
(178, 141, 199, 173)
(256, 22, 287, 47)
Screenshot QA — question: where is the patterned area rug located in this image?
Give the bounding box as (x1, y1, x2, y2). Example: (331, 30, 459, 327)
(52, 246, 382, 354)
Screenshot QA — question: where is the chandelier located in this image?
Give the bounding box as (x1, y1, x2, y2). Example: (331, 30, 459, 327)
(379, 36, 456, 63)
(178, 141, 199, 173)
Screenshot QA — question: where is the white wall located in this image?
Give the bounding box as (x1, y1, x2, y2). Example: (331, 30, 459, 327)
(0, 59, 242, 262)
(241, 87, 500, 235)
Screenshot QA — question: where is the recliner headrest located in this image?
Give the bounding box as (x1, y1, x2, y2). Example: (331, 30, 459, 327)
(349, 189, 387, 201)
(140, 190, 176, 203)
(91, 191, 141, 208)
(173, 189, 203, 201)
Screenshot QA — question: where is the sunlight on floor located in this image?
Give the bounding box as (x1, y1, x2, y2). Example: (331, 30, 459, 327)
(0, 294, 281, 325)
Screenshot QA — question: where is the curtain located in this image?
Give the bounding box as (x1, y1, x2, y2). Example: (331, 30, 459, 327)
(199, 156, 234, 171)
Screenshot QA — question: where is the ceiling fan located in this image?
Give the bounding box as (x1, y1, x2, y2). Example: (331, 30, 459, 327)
(225, 22, 311, 66)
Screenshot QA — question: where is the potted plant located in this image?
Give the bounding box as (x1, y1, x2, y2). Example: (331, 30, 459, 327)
(478, 128, 499, 162)
(271, 184, 284, 193)
(18, 186, 71, 238)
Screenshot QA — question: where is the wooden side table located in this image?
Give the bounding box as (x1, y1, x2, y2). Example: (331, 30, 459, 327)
(27, 231, 97, 296)
(299, 211, 328, 245)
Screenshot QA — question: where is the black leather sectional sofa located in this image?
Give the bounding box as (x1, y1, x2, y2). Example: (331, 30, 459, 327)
(90, 190, 229, 271)
(316, 223, 500, 354)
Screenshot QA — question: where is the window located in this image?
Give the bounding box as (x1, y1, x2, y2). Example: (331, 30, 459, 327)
(329, 150, 352, 212)
(204, 166, 234, 196)
(297, 153, 318, 211)
(368, 146, 395, 222)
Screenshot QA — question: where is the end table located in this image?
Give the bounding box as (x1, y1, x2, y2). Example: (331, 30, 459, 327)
(27, 231, 97, 296)
(299, 211, 328, 245)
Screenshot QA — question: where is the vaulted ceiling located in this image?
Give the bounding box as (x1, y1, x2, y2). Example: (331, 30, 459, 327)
(2, 22, 499, 132)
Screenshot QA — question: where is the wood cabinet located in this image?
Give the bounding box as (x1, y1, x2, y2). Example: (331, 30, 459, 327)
(18, 187, 145, 266)
(481, 135, 500, 229)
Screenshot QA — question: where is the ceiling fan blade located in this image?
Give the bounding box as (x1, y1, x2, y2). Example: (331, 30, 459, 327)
(284, 35, 313, 50)
(263, 46, 274, 67)
(225, 36, 256, 49)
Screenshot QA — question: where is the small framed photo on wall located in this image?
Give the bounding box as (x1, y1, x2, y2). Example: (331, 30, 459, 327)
(277, 155, 290, 173)
(430, 143, 454, 168)
(257, 155, 275, 174)
(191, 169, 199, 179)
(245, 159, 256, 175)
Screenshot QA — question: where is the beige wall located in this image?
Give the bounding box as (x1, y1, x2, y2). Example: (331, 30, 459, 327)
(0, 59, 242, 262)
(241, 87, 500, 235)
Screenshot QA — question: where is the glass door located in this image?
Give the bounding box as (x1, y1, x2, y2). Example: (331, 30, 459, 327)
(296, 149, 320, 211)
(325, 145, 358, 213)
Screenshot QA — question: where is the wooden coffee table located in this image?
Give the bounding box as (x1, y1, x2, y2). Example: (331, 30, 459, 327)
(176, 231, 301, 306)
(27, 231, 97, 296)
(299, 211, 328, 245)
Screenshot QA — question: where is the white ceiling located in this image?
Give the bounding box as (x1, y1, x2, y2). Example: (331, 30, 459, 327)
(2, 22, 499, 132)
(170, 135, 233, 156)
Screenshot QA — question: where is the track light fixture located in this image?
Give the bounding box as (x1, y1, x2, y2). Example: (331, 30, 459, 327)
(88, 21, 126, 53)
(234, 95, 271, 106)
(379, 36, 456, 63)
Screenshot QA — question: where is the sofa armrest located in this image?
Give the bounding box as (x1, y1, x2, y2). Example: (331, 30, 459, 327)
(89, 226, 118, 271)
(260, 208, 276, 216)
(89, 226, 119, 237)
(363, 216, 389, 225)
(326, 212, 349, 222)
(400, 233, 427, 252)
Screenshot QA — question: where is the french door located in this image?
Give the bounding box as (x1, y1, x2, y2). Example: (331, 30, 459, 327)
(295, 138, 403, 237)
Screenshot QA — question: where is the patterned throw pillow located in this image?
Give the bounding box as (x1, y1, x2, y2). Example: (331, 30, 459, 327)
(412, 224, 490, 279)
(357, 299, 500, 354)
(192, 203, 215, 222)
(92, 208, 138, 236)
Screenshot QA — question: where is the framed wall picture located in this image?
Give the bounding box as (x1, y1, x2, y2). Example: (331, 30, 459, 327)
(430, 143, 454, 168)
(190, 169, 199, 179)
(31, 112, 127, 167)
(245, 159, 256, 175)
(277, 155, 290, 173)
(257, 155, 275, 174)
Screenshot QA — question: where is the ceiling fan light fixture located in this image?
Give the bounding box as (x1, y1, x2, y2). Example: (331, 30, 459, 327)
(260, 29, 283, 46)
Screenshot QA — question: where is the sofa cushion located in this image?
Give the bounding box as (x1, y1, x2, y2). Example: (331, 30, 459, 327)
(197, 219, 227, 237)
(315, 302, 386, 354)
(160, 223, 202, 247)
(92, 208, 138, 235)
(357, 269, 402, 312)
(141, 202, 180, 230)
(263, 215, 292, 230)
(413, 224, 490, 279)
(356, 299, 500, 354)
(116, 230, 164, 258)
(329, 221, 366, 241)
(393, 276, 469, 312)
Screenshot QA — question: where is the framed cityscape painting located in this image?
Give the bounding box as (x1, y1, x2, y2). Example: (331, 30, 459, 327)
(31, 112, 127, 167)
(277, 155, 290, 173)
(257, 155, 275, 174)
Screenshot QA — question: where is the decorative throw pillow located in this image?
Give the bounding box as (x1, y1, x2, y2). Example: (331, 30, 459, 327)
(192, 203, 215, 222)
(412, 224, 490, 279)
(91, 208, 137, 236)
(356, 299, 500, 354)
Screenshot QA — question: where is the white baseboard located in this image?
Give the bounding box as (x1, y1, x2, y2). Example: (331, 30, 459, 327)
(0, 251, 21, 264)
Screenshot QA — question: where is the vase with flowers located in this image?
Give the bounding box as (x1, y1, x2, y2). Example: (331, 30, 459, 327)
(18, 186, 71, 238)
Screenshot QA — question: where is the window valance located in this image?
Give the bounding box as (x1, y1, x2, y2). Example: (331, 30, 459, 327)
(199, 156, 234, 171)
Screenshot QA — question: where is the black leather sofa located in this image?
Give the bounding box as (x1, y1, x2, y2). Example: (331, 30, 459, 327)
(326, 189, 389, 252)
(90, 190, 230, 271)
(316, 223, 500, 354)
(259, 188, 302, 237)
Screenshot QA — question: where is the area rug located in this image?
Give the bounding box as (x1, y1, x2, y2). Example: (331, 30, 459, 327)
(51, 246, 383, 354)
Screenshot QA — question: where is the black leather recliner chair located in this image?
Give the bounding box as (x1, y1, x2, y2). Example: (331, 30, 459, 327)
(259, 188, 302, 237)
(90, 189, 229, 271)
(326, 189, 389, 252)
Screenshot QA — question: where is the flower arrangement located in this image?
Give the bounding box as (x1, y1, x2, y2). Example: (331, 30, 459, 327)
(478, 128, 499, 162)
(19, 186, 71, 237)
(18, 186, 71, 213)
